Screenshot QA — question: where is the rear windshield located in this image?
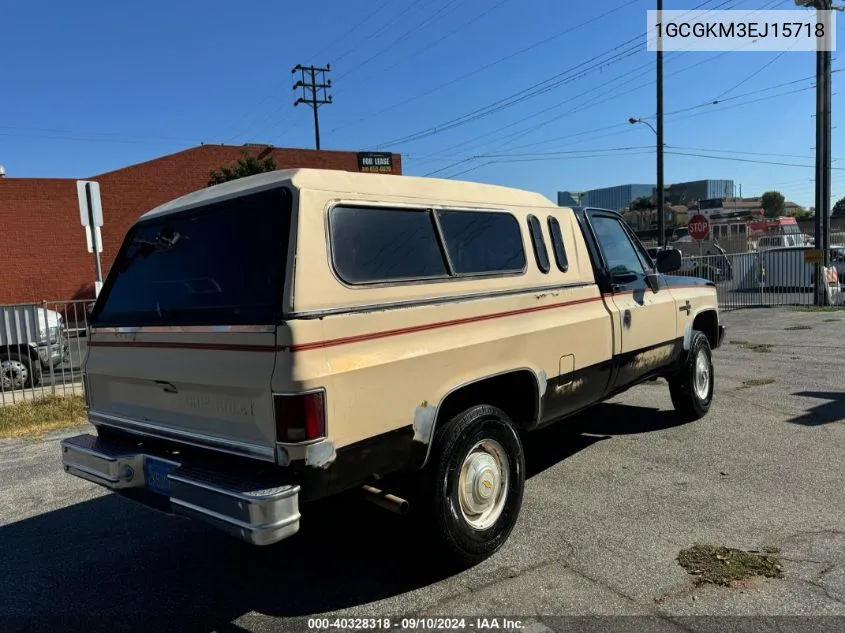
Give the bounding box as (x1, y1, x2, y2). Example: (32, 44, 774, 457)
(90, 186, 292, 327)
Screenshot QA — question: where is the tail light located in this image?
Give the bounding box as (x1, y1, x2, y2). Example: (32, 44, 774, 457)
(273, 391, 326, 443)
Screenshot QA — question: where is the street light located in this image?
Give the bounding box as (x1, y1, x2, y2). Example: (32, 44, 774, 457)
(628, 117, 657, 135)
(629, 116, 664, 245)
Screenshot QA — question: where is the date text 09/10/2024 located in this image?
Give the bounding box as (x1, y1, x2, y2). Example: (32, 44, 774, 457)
(306, 617, 525, 631)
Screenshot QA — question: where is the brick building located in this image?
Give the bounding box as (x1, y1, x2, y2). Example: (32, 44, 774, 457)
(0, 145, 402, 304)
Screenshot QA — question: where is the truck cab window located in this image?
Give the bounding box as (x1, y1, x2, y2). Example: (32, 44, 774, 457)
(590, 215, 649, 280)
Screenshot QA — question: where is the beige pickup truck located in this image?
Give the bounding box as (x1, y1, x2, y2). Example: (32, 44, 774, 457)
(60, 168, 724, 566)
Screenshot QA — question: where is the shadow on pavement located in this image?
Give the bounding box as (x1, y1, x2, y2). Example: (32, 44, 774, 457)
(0, 401, 686, 632)
(522, 401, 689, 478)
(789, 391, 845, 426)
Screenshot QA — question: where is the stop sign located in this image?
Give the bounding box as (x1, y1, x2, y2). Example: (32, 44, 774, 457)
(688, 214, 710, 240)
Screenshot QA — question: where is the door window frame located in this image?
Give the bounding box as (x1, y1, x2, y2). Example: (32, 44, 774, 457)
(583, 209, 656, 293)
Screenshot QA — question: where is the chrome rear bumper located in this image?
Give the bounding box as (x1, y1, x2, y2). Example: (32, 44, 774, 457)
(60, 433, 300, 546)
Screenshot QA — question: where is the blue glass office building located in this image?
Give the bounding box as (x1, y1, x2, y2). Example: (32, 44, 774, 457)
(664, 179, 735, 204)
(558, 184, 654, 211)
(558, 179, 735, 211)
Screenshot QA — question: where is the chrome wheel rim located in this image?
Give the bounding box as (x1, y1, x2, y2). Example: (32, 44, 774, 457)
(1, 359, 28, 391)
(694, 351, 710, 401)
(457, 439, 509, 531)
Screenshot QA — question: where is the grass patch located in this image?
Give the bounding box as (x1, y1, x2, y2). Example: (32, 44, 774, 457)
(729, 340, 749, 345)
(792, 306, 840, 313)
(784, 325, 812, 331)
(824, 318, 841, 322)
(740, 343, 773, 353)
(738, 378, 776, 389)
(678, 544, 784, 587)
(0, 395, 87, 439)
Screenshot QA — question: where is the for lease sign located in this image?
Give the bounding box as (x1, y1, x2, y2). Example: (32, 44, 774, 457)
(357, 152, 393, 173)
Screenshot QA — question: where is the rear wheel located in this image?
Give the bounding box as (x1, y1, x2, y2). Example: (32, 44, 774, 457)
(0, 351, 39, 390)
(667, 330, 713, 421)
(422, 405, 525, 567)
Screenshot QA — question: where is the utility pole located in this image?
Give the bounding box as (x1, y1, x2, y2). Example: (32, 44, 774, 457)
(799, 0, 838, 304)
(656, 0, 665, 247)
(292, 64, 332, 150)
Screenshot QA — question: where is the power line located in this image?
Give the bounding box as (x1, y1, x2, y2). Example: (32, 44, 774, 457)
(669, 146, 821, 160)
(425, 83, 823, 178)
(0, 125, 199, 144)
(245, 0, 516, 141)
(508, 72, 822, 155)
(309, 0, 393, 63)
(411, 0, 785, 164)
(438, 148, 843, 182)
(443, 151, 657, 180)
(371, 39, 645, 148)
(229, 0, 457, 143)
(412, 47, 727, 167)
(417, 51, 806, 175)
(0, 131, 198, 146)
(327, 0, 642, 135)
(333, 0, 517, 95)
(330, 1, 425, 67)
(404, 0, 783, 170)
(220, 0, 402, 143)
(332, 0, 461, 87)
(711, 51, 789, 102)
(665, 150, 845, 170)
(367, 0, 760, 149)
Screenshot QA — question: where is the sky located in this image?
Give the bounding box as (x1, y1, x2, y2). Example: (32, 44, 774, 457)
(1, 0, 843, 208)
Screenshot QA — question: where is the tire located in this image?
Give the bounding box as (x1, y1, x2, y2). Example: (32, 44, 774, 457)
(421, 404, 525, 567)
(667, 330, 713, 421)
(0, 351, 38, 391)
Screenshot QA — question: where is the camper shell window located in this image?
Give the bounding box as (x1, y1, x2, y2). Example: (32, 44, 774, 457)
(328, 205, 526, 284)
(90, 187, 293, 327)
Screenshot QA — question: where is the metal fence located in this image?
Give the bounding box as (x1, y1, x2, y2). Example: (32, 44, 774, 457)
(674, 248, 844, 311)
(0, 299, 94, 405)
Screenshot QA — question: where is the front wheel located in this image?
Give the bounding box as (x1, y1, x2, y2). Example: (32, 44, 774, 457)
(422, 405, 525, 568)
(667, 330, 713, 421)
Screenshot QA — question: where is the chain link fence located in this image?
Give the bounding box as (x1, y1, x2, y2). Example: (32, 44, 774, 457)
(1, 300, 94, 405)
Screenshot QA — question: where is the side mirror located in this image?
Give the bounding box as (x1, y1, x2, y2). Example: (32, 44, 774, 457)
(655, 248, 683, 273)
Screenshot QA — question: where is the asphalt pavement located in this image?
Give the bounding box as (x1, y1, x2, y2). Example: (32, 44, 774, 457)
(1, 307, 844, 632)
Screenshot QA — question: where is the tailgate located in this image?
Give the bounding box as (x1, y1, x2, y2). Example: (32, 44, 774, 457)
(85, 329, 279, 459)
(84, 185, 294, 461)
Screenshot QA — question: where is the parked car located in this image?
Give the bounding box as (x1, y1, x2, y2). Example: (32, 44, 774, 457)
(0, 304, 69, 390)
(831, 246, 845, 282)
(756, 234, 807, 250)
(60, 169, 724, 567)
(647, 247, 730, 283)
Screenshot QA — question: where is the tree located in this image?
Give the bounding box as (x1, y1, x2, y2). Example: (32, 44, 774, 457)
(208, 151, 277, 186)
(760, 191, 785, 218)
(629, 196, 656, 212)
(832, 196, 845, 217)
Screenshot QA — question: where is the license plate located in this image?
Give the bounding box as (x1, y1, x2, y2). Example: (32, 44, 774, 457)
(143, 457, 178, 497)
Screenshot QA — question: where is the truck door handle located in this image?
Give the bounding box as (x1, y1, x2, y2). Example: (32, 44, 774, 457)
(679, 300, 691, 314)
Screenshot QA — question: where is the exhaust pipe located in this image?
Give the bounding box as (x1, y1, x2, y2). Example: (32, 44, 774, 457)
(362, 484, 409, 515)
